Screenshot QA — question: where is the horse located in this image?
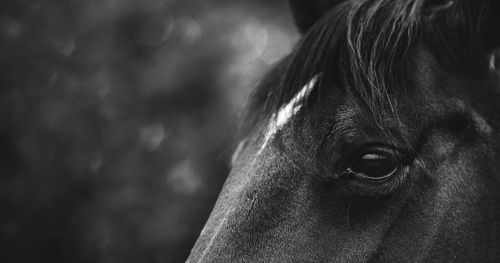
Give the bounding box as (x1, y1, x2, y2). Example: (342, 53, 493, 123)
(187, 0, 500, 261)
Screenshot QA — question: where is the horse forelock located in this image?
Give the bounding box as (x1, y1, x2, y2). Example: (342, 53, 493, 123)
(243, 0, 487, 137)
(244, 0, 422, 134)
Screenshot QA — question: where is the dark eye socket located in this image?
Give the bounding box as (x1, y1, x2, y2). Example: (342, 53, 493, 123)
(347, 148, 399, 182)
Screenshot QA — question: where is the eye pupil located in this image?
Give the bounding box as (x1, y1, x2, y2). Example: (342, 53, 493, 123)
(352, 152, 397, 179)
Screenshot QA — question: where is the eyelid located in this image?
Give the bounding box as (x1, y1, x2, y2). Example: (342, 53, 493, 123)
(344, 166, 398, 182)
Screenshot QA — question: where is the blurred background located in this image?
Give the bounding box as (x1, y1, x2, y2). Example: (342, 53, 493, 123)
(0, 0, 298, 262)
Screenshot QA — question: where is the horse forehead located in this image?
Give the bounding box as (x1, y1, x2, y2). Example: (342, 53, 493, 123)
(257, 77, 317, 155)
(412, 46, 441, 85)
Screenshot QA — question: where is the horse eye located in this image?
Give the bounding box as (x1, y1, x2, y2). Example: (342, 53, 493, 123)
(348, 150, 398, 181)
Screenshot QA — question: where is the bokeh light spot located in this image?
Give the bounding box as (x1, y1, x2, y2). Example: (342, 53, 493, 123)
(167, 159, 202, 195)
(1, 17, 22, 40)
(139, 124, 166, 151)
(230, 19, 268, 64)
(260, 25, 297, 65)
(175, 15, 202, 45)
(53, 37, 76, 57)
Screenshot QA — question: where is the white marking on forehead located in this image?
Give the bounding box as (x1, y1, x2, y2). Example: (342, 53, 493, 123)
(257, 76, 318, 155)
(471, 109, 493, 135)
(489, 54, 496, 72)
(231, 139, 247, 166)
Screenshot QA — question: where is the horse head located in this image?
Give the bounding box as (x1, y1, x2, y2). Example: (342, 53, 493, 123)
(188, 0, 500, 261)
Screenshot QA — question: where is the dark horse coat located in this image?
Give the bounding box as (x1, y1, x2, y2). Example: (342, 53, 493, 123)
(188, 0, 500, 262)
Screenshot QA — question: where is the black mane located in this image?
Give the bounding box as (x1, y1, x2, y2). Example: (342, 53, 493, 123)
(243, 0, 494, 134)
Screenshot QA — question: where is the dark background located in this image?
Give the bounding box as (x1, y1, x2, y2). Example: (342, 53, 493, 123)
(0, 0, 298, 262)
